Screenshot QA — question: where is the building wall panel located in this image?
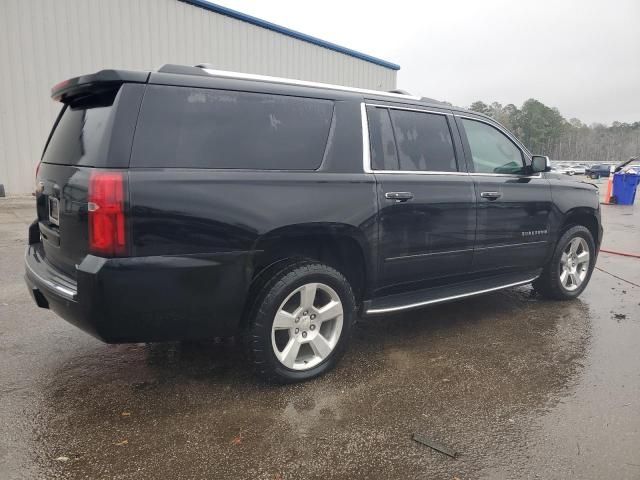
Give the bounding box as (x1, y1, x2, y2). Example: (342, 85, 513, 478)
(0, 0, 397, 194)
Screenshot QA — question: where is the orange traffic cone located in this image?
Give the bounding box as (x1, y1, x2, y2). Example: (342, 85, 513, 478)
(602, 174, 614, 204)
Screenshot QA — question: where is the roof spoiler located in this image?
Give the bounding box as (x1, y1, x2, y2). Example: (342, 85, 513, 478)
(51, 69, 149, 103)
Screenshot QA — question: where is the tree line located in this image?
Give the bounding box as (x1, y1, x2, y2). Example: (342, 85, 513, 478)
(468, 99, 640, 163)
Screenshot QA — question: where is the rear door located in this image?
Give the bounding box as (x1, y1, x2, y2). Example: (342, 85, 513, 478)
(455, 114, 552, 275)
(36, 84, 144, 277)
(366, 103, 476, 295)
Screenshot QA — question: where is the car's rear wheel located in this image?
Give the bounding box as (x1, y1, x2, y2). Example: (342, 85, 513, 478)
(533, 225, 595, 300)
(244, 261, 355, 383)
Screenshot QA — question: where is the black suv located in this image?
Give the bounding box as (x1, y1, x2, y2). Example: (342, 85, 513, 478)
(25, 65, 603, 382)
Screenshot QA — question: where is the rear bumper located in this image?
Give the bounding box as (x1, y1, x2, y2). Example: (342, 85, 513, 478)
(25, 243, 253, 342)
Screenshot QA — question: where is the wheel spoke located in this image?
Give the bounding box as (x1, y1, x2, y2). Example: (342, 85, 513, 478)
(573, 272, 581, 286)
(560, 270, 569, 286)
(300, 283, 317, 310)
(278, 338, 301, 368)
(273, 310, 296, 330)
(569, 238, 580, 255)
(576, 250, 590, 265)
(561, 252, 569, 267)
(316, 300, 342, 323)
(309, 334, 332, 359)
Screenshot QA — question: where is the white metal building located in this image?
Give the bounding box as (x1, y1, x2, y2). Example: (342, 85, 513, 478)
(0, 0, 399, 195)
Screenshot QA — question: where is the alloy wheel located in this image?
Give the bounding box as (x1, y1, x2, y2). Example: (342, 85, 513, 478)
(271, 282, 344, 370)
(559, 237, 590, 291)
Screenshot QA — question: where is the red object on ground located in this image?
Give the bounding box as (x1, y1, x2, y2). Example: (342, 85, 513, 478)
(599, 248, 640, 259)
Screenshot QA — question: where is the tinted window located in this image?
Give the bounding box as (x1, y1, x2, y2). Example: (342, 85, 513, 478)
(367, 107, 399, 170)
(42, 103, 114, 166)
(131, 86, 334, 170)
(461, 118, 524, 174)
(389, 110, 457, 172)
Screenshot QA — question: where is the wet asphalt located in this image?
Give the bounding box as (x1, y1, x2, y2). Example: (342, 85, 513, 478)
(1, 184, 639, 479)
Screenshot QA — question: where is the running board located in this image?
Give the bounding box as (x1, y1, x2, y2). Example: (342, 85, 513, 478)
(365, 271, 540, 315)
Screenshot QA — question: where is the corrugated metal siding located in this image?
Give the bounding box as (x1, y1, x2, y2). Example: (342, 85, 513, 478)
(0, 0, 397, 195)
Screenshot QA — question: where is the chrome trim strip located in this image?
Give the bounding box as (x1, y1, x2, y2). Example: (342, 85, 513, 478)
(25, 256, 77, 300)
(471, 173, 542, 179)
(372, 170, 469, 176)
(365, 103, 450, 116)
(476, 240, 548, 250)
(366, 277, 538, 315)
(360, 103, 373, 173)
(202, 68, 421, 100)
(386, 248, 473, 262)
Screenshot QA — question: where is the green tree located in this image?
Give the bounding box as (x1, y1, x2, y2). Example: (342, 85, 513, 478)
(469, 101, 491, 116)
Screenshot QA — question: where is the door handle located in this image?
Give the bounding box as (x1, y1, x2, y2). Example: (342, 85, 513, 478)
(385, 191, 414, 202)
(480, 191, 502, 200)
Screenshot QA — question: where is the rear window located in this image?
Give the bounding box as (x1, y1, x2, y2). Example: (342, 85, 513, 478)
(42, 95, 116, 166)
(130, 85, 334, 170)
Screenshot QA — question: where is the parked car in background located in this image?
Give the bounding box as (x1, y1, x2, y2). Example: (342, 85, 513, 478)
(585, 164, 612, 179)
(553, 164, 578, 175)
(573, 164, 588, 175)
(25, 65, 603, 383)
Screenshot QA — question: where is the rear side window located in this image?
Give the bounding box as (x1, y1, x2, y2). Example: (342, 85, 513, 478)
(389, 110, 457, 172)
(131, 85, 334, 170)
(367, 106, 399, 170)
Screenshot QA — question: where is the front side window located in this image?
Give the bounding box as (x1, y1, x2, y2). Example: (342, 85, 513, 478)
(461, 118, 524, 174)
(389, 110, 457, 172)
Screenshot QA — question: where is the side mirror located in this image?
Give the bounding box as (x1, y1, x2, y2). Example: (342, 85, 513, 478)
(531, 155, 551, 173)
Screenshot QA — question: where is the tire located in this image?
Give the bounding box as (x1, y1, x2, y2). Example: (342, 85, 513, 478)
(244, 260, 356, 383)
(533, 225, 595, 300)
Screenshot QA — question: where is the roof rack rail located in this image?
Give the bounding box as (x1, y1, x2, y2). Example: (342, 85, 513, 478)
(388, 89, 412, 96)
(157, 64, 423, 101)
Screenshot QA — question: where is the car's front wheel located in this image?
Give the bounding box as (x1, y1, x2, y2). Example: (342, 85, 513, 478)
(244, 261, 355, 383)
(533, 225, 595, 300)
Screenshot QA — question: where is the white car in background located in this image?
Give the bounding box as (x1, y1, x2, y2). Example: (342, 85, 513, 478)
(553, 164, 578, 175)
(571, 164, 587, 175)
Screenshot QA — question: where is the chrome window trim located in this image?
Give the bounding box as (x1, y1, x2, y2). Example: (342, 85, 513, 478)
(371, 170, 469, 176)
(365, 103, 450, 116)
(361, 102, 373, 173)
(472, 172, 542, 179)
(366, 276, 539, 315)
(361, 102, 464, 175)
(202, 68, 422, 101)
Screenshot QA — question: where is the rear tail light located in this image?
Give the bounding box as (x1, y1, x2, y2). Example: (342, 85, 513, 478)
(88, 171, 127, 256)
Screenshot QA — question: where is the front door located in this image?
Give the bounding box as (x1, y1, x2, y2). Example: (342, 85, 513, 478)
(456, 115, 553, 275)
(366, 104, 476, 295)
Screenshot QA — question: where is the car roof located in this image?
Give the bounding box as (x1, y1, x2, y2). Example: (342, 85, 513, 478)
(154, 64, 482, 117)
